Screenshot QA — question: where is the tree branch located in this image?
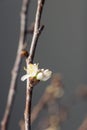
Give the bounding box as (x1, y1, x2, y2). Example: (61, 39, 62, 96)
(1, 0, 30, 130)
(28, 0, 45, 63)
(24, 0, 45, 130)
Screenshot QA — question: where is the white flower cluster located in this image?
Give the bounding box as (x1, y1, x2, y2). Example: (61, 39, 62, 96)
(21, 63, 52, 81)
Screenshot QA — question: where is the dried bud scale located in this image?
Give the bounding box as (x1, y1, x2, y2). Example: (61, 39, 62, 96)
(21, 50, 29, 58)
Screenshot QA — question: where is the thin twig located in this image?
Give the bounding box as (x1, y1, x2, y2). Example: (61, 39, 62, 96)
(1, 0, 30, 130)
(24, 0, 45, 130)
(20, 74, 63, 129)
(28, 0, 45, 63)
(24, 80, 33, 130)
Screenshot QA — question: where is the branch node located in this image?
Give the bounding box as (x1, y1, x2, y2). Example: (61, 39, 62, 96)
(39, 25, 44, 34)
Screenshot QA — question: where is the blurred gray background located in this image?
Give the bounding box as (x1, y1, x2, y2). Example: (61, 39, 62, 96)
(0, 0, 87, 130)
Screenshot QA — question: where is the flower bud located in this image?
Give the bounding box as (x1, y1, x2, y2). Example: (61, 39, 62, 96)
(36, 72, 44, 80)
(42, 69, 52, 81)
(36, 69, 52, 81)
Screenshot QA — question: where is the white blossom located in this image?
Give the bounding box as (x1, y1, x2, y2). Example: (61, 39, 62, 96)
(21, 63, 52, 81)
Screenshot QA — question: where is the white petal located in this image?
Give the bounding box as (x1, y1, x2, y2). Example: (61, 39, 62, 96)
(41, 76, 50, 81)
(42, 70, 52, 81)
(21, 74, 30, 81)
(36, 72, 44, 80)
(44, 69, 52, 75)
(37, 70, 52, 81)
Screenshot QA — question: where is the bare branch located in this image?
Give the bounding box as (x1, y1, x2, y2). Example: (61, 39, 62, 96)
(1, 0, 30, 130)
(24, 0, 45, 130)
(28, 0, 45, 63)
